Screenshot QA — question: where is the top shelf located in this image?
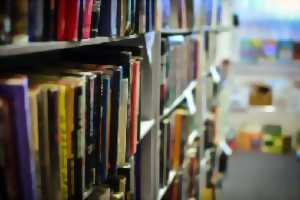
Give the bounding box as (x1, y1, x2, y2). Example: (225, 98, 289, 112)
(0, 35, 139, 57)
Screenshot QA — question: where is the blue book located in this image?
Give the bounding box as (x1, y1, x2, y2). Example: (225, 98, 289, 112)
(28, 0, 44, 41)
(98, 0, 117, 36)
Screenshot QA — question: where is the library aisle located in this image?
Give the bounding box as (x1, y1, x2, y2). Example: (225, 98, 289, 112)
(220, 151, 300, 200)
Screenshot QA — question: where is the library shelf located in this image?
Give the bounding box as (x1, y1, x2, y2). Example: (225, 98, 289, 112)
(0, 35, 139, 57)
(160, 80, 198, 120)
(202, 25, 233, 33)
(157, 170, 177, 200)
(83, 187, 94, 200)
(140, 119, 156, 140)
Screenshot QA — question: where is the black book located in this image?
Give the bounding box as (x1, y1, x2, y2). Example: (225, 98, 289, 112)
(73, 86, 84, 200)
(43, 0, 56, 41)
(84, 73, 97, 189)
(93, 72, 104, 185)
(90, 0, 101, 37)
(108, 66, 123, 175)
(47, 88, 60, 200)
(78, 0, 84, 40)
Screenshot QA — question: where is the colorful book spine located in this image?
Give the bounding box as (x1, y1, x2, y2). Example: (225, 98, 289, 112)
(129, 61, 140, 156)
(117, 78, 129, 166)
(0, 76, 35, 200)
(83, 0, 94, 39)
(56, 0, 67, 41)
(98, 0, 117, 36)
(57, 86, 68, 200)
(65, 0, 80, 41)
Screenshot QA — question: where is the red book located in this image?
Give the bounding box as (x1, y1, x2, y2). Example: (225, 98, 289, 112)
(82, 0, 93, 39)
(56, 0, 67, 40)
(65, 0, 80, 41)
(129, 60, 140, 156)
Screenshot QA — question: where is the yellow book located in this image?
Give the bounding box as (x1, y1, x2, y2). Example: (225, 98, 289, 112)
(29, 86, 41, 199)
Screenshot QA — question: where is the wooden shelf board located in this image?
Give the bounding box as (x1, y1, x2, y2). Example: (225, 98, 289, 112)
(157, 170, 177, 200)
(0, 35, 139, 57)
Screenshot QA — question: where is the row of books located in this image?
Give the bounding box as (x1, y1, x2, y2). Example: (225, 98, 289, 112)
(0, 0, 156, 44)
(160, 35, 200, 114)
(159, 108, 200, 199)
(161, 0, 223, 30)
(0, 60, 142, 199)
(240, 39, 300, 63)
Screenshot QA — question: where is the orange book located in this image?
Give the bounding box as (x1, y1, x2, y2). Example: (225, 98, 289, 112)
(172, 111, 183, 170)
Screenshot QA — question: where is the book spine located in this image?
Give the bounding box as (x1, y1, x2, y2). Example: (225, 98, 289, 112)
(29, 0, 44, 41)
(99, 76, 110, 182)
(129, 61, 140, 156)
(11, 0, 29, 43)
(0, 98, 19, 199)
(82, 0, 93, 39)
(58, 86, 68, 200)
(74, 86, 84, 200)
(47, 89, 60, 200)
(37, 89, 52, 200)
(117, 78, 129, 166)
(43, 0, 56, 41)
(77, 0, 85, 40)
(56, 0, 67, 41)
(109, 67, 123, 174)
(0, 0, 11, 44)
(0, 80, 36, 200)
(29, 89, 42, 199)
(65, 0, 80, 41)
(85, 75, 97, 189)
(94, 74, 103, 185)
(90, 0, 101, 37)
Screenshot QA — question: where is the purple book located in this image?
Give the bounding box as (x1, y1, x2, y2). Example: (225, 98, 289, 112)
(0, 75, 36, 200)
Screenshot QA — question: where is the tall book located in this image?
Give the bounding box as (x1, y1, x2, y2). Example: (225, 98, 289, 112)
(129, 61, 140, 156)
(28, 0, 44, 41)
(99, 75, 111, 182)
(98, 0, 117, 36)
(90, 0, 101, 37)
(37, 88, 52, 200)
(0, 97, 19, 199)
(47, 87, 61, 200)
(11, 0, 28, 43)
(56, 0, 67, 41)
(0, 75, 35, 200)
(109, 66, 123, 174)
(83, 0, 94, 39)
(29, 87, 42, 200)
(43, 0, 56, 41)
(0, 0, 11, 44)
(117, 78, 129, 166)
(65, 0, 80, 41)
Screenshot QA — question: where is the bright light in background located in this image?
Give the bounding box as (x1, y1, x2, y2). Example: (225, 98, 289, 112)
(234, 0, 300, 21)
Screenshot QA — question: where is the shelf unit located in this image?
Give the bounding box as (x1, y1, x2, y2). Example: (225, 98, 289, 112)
(0, 0, 235, 199)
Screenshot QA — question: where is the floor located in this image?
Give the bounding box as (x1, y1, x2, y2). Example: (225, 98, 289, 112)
(220, 151, 300, 200)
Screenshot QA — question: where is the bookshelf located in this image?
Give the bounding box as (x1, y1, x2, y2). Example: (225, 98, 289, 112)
(0, 0, 234, 200)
